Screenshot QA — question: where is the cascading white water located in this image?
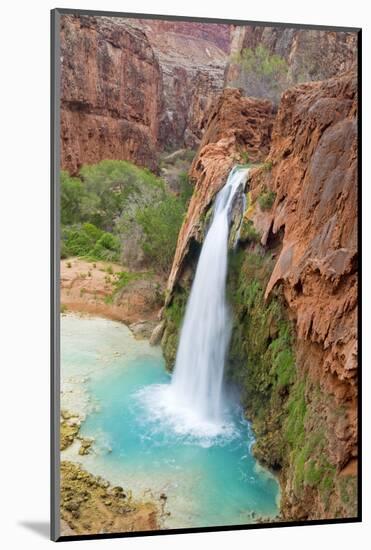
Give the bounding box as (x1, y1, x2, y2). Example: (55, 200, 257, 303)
(171, 166, 249, 425)
(137, 166, 249, 439)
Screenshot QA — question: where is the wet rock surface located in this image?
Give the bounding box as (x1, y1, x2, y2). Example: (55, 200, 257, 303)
(60, 461, 159, 535)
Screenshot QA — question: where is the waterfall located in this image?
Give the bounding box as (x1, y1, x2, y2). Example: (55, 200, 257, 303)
(171, 166, 249, 424)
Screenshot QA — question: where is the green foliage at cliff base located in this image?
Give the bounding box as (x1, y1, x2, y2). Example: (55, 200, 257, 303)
(61, 160, 191, 273)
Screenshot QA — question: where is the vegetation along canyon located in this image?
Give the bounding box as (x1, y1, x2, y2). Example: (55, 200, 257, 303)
(58, 13, 358, 536)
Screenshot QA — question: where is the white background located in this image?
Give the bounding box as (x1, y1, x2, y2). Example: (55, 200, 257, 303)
(0, 0, 369, 548)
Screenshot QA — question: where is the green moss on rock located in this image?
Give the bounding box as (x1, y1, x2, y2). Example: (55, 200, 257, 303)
(161, 288, 189, 371)
(258, 187, 276, 210)
(227, 249, 296, 471)
(226, 245, 356, 518)
(239, 219, 261, 244)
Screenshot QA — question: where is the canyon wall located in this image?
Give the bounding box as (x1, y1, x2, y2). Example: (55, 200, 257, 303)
(136, 19, 231, 52)
(60, 17, 358, 176)
(247, 70, 358, 519)
(161, 70, 358, 519)
(135, 19, 229, 149)
(60, 15, 163, 174)
(60, 15, 231, 174)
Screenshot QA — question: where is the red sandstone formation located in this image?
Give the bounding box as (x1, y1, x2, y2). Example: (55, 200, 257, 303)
(254, 71, 358, 488)
(195, 88, 273, 162)
(136, 19, 231, 53)
(60, 15, 231, 174)
(60, 15, 162, 174)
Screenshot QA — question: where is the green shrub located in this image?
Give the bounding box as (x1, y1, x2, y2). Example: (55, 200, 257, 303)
(61, 160, 165, 233)
(239, 150, 250, 164)
(78, 160, 165, 231)
(258, 188, 276, 210)
(113, 270, 140, 291)
(240, 219, 261, 243)
(61, 171, 87, 226)
(230, 45, 289, 104)
(136, 194, 185, 273)
(61, 223, 120, 262)
(61, 160, 189, 273)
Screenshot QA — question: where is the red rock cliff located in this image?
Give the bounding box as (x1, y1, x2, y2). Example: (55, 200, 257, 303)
(136, 19, 231, 53)
(60, 15, 162, 174)
(249, 71, 358, 517)
(60, 15, 232, 174)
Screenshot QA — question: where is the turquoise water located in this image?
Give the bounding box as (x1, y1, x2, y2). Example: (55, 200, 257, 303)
(61, 315, 279, 529)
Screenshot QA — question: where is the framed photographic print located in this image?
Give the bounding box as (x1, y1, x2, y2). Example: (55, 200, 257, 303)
(51, 8, 361, 541)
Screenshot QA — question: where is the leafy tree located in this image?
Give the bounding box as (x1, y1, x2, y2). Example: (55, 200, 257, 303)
(135, 194, 185, 273)
(60, 171, 87, 225)
(79, 160, 165, 230)
(60, 160, 191, 273)
(61, 223, 120, 262)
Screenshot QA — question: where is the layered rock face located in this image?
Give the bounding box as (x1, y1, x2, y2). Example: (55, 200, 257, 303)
(135, 19, 230, 149)
(136, 19, 231, 52)
(162, 70, 358, 519)
(226, 25, 357, 91)
(60, 15, 162, 174)
(260, 73, 357, 392)
(249, 71, 358, 518)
